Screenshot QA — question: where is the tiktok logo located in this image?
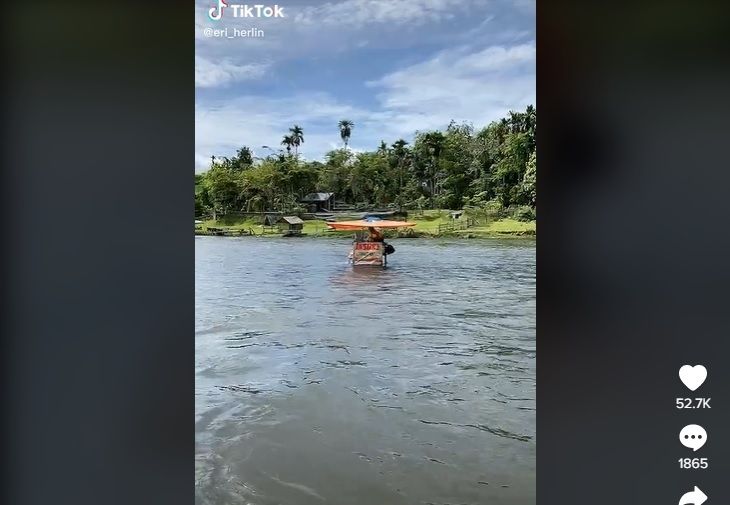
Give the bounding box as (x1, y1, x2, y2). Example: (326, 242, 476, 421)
(208, 0, 228, 21)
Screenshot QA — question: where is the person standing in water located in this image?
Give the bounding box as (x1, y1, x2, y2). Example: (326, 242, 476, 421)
(367, 226, 394, 255)
(367, 227, 384, 242)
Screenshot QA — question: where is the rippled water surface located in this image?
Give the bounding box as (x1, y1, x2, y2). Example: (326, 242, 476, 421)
(196, 237, 535, 505)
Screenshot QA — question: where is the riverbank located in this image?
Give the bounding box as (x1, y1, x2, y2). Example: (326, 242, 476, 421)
(196, 210, 535, 239)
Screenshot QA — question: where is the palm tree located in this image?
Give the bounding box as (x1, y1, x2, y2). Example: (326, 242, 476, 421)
(234, 146, 253, 169)
(391, 139, 408, 155)
(525, 104, 536, 131)
(281, 135, 294, 155)
(498, 117, 510, 141)
(391, 139, 409, 201)
(423, 132, 445, 200)
(392, 139, 407, 149)
(338, 120, 354, 148)
(508, 110, 523, 133)
(524, 104, 536, 151)
(289, 125, 304, 156)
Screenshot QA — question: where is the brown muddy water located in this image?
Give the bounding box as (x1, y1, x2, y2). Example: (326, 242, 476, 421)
(196, 237, 535, 505)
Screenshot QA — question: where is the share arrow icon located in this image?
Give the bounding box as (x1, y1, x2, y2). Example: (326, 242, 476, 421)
(679, 486, 708, 505)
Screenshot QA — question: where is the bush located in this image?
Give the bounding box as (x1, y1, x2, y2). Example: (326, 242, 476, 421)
(514, 206, 536, 221)
(483, 199, 503, 213)
(480, 199, 506, 220)
(463, 198, 504, 223)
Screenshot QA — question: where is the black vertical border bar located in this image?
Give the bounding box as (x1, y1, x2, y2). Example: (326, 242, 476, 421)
(1, 2, 194, 504)
(537, 2, 730, 504)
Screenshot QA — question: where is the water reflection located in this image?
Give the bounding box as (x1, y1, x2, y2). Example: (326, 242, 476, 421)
(329, 264, 394, 287)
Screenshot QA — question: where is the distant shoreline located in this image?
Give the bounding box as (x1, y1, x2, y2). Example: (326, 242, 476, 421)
(194, 231, 536, 239)
(195, 211, 536, 239)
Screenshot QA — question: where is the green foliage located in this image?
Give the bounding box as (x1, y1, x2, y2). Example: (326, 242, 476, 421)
(203, 163, 240, 215)
(519, 151, 536, 207)
(196, 106, 537, 217)
(232, 147, 253, 169)
(514, 205, 536, 222)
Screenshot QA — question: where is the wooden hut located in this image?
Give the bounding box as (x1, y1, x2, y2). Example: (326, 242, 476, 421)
(277, 216, 305, 237)
(300, 192, 335, 212)
(262, 213, 280, 234)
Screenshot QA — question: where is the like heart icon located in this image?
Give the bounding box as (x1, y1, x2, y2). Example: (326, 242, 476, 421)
(679, 365, 707, 391)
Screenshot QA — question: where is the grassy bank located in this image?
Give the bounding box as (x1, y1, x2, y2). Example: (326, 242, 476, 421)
(196, 210, 535, 239)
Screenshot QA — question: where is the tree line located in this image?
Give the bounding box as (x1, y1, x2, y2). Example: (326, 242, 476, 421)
(195, 105, 536, 217)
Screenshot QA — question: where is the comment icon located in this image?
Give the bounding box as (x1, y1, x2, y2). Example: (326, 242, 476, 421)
(679, 424, 707, 451)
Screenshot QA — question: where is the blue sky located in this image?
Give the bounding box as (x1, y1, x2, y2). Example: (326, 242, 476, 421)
(195, 0, 535, 171)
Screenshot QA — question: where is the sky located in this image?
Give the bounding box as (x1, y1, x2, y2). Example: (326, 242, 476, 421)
(195, 0, 535, 171)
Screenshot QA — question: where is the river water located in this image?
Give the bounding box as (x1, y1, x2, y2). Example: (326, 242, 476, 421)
(196, 237, 536, 505)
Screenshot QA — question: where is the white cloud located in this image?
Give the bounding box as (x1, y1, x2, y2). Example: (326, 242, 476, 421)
(453, 43, 535, 72)
(366, 42, 535, 137)
(195, 93, 371, 171)
(195, 42, 535, 170)
(295, 0, 487, 27)
(511, 0, 536, 14)
(193, 0, 512, 74)
(195, 56, 268, 88)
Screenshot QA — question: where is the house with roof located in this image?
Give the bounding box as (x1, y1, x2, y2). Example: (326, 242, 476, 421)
(300, 192, 335, 212)
(277, 216, 305, 237)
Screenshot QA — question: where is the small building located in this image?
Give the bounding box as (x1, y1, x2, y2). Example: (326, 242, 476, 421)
(450, 210, 464, 220)
(300, 192, 335, 212)
(262, 213, 280, 234)
(277, 216, 305, 237)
